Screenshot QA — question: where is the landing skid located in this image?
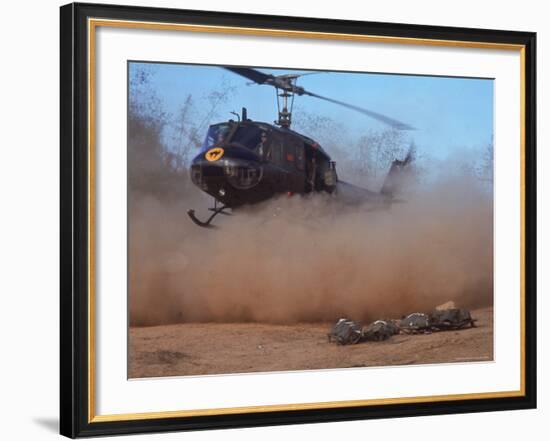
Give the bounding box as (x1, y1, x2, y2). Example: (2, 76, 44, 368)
(187, 204, 231, 228)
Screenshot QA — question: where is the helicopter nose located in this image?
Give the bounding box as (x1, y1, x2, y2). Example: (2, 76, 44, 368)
(190, 160, 224, 190)
(190, 154, 262, 191)
(222, 160, 263, 190)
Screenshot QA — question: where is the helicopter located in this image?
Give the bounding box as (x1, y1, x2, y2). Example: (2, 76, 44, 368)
(187, 66, 415, 228)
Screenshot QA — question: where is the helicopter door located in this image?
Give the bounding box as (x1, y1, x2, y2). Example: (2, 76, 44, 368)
(295, 143, 305, 171)
(268, 132, 283, 165)
(283, 138, 306, 192)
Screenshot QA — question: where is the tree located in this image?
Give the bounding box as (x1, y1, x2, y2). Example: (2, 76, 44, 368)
(128, 65, 237, 202)
(478, 140, 494, 184)
(169, 79, 236, 167)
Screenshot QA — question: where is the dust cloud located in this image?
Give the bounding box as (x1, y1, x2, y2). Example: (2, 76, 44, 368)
(129, 168, 493, 326)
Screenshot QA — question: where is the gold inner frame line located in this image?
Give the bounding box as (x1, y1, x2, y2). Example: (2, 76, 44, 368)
(87, 17, 527, 424)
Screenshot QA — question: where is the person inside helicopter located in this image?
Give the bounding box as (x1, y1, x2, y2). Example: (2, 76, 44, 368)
(255, 131, 271, 161)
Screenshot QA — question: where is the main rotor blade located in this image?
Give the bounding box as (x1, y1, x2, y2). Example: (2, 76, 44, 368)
(277, 71, 323, 79)
(224, 66, 414, 130)
(223, 67, 273, 85)
(304, 91, 415, 130)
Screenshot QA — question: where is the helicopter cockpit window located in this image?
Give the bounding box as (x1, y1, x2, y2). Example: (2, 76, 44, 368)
(230, 125, 263, 150)
(230, 126, 272, 160)
(201, 124, 231, 151)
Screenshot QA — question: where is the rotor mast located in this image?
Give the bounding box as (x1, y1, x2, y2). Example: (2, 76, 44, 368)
(275, 87, 295, 128)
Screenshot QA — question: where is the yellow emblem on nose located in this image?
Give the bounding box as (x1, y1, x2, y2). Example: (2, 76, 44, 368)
(205, 147, 224, 162)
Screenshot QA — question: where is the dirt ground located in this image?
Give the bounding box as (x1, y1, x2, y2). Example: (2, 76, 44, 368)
(128, 306, 493, 378)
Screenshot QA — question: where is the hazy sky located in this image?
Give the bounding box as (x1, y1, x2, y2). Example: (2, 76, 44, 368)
(129, 62, 493, 161)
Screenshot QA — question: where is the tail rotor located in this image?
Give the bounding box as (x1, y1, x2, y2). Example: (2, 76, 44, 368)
(380, 142, 416, 199)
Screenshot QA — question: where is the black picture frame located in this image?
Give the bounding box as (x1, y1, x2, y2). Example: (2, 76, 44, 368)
(60, 2, 537, 438)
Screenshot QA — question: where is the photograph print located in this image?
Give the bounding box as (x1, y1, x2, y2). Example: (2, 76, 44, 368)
(127, 61, 494, 378)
